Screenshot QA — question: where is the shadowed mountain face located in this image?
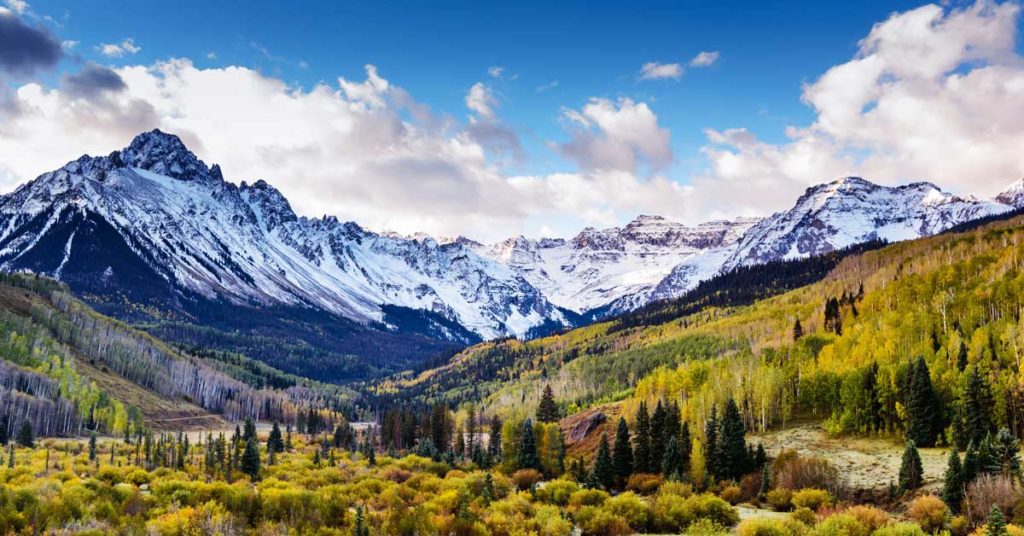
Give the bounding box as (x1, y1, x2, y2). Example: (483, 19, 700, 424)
(0, 131, 1017, 382)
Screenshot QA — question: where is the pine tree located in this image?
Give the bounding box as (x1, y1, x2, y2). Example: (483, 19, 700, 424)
(906, 357, 942, 447)
(267, 422, 284, 454)
(241, 436, 261, 481)
(612, 417, 633, 486)
(88, 432, 97, 461)
(679, 422, 692, 476)
(957, 341, 969, 371)
(792, 318, 803, 341)
(943, 449, 965, 514)
(488, 416, 502, 461)
(898, 440, 923, 492)
(759, 464, 772, 498)
(633, 402, 651, 474)
(353, 505, 370, 536)
(994, 428, 1021, 479)
(517, 419, 541, 471)
(964, 366, 995, 447)
(0, 416, 8, 446)
(594, 434, 614, 491)
(719, 398, 748, 481)
(704, 405, 719, 479)
(650, 401, 667, 473)
(662, 436, 683, 479)
(16, 421, 32, 448)
(987, 505, 1008, 536)
(537, 385, 559, 423)
(964, 441, 980, 483)
(243, 418, 257, 442)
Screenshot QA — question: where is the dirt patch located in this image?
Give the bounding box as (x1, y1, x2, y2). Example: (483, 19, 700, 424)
(561, 403, 622, 461)
(752, 424, 947, 494)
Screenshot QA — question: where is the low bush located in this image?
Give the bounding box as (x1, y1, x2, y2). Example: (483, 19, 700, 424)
(906, 494, 947, 533)
(792, 489, 831, 511)
(843, 505, 890, 532)
(808, 513, 869, 536)
(966, 474, 1020, 525)
(625, 473, 662, 495)
(603, 492, 650, 531)
(737, 517, 806, 536)
(768, 488, 794, 511)
(870, 523, 925, 536)
(511, 469, 543, 491)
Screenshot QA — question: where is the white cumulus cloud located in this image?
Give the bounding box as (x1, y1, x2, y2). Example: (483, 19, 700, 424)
(689, 51, 719, 67)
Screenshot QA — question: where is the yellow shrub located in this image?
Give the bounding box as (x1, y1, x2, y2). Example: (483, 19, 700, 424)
(906, 494, 947, 534)
(721, 485, 743, 505)
(737, 517, 807, 536)
(808, 513, 868, 536)
(767, 488, 794, 511)
(603, 492, 650, 531)
(791, 489, 831, 512)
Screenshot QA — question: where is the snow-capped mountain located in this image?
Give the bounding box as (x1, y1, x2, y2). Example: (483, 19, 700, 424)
(996, 178, 1024, 208)
(476, 215, 759, 313)
(0, 131, 1017, 346)
(722, 177, 1011, 270)
(0, 130, 564, 340)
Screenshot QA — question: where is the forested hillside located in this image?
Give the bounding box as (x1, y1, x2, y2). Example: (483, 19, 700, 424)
(0, 273, 352, 438)
(371, 210, 1024, 449)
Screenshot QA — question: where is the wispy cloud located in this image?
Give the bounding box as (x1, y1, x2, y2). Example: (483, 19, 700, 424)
(535, 80, 559, 93)
(639, 61, 682, 80)
(689, 50, 719, 67)
(97, 38, 141, 57)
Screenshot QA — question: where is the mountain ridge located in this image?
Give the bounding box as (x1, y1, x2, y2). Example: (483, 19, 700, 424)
(1, 130, 1021, 380)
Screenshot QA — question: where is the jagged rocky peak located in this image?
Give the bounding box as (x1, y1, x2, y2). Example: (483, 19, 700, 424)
(118, 129, 219, 182)
(996, 178, 1024, 208)
(239, 179, 298, 230)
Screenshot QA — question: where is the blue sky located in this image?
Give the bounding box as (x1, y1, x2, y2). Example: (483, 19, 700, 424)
(33, 0, 933, 177)
(3, 1, 1024, 240)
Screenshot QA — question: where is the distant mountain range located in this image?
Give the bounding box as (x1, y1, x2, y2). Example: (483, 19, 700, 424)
(0, 130, 1018, 378)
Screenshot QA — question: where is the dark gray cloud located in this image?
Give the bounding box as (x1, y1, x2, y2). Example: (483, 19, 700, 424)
(0, 11, 62, 76)
(62, 63, 126, 99)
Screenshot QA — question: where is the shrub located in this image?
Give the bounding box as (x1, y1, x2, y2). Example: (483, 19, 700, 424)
(536, 479, 579, 506)
(776, 457, 845, 496)
(906, 494, 947, 533)
(512, 469, 543, 490)
(966, 475, 1021, 525)
(843, 505, 890, 531)
(949, 515, 969, 536)
(870, 523, 925, 536)
(650, 492, 738, 531)
(625, 473, 662, 495)
(576, 506, 632, 536)
(658, 481, 693, 498)
(792, 507, 817, 526)
(721, 485, 743, 505)
(682, 493, 740, 528)
(792, 489, 832, 511)
(808, 513, 869, 536)
(768, 489, 794, 511)
(534, 504, 573, 536)
(569, 489, 610, 509)
(737, 517, 805, 536)
(686, 518, 733, 536)
(651, 493, 689, 533)
(603, 492, 650, 531)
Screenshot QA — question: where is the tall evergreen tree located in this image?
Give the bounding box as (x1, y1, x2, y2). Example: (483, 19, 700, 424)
(88, 432, 97, 461)
(719, 398, 748, 481)
(267, 422, 284, 454)
(942, 449, 965, 514)
(679, 422, 692, 476)
(964, 441, 980, 483)
(650, 401, 667, 473)
(957, 341, 969, 372)
(594, 434, 614, 491)
(662, 436, 683, 479)
(488, 416, 502, 461)
(898, 440, 923, 492)
(611, 417, 633, 486)
(906, 357, 942, 447)
(243, 418, 257, 442)
(704, 405, 719, 479)
(517, 418, 541, 471)
(792, 318, 803, 341)
(537, 385, 559, 423)
(993, 428, 1021, 479)
(0, 416, 8, 446)
(633, 402, 651, 474)
(964, 366, 995, 447)
(241, 436, 261, 481)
